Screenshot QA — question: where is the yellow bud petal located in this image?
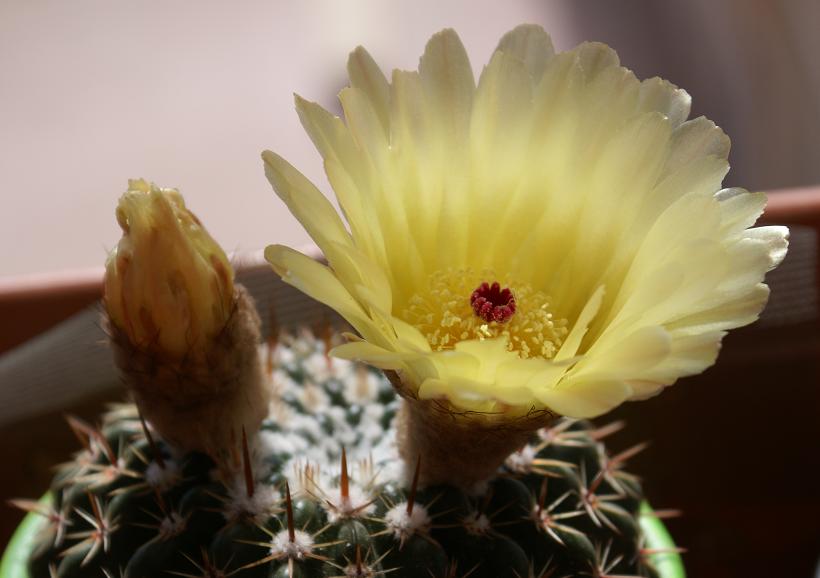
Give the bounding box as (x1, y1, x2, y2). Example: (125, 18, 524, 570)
(104, 179, 234, 358)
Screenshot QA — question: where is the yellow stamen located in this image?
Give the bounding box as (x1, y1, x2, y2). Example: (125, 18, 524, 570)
(403, 269, 568, 359)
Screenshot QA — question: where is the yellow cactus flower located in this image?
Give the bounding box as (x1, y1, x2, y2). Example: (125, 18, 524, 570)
(264, 25, 788, 420)
(105, 179, 234, 359)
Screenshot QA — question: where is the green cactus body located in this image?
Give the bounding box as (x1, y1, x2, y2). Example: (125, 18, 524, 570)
(26, 331, 671, 578)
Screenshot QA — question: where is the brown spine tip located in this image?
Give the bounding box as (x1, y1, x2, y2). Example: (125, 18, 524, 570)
(265, 344, 275, 377)
(285, 482, 295, 543)
(87, 492, 103, 525)
(319, 317, 334, 370)
(92, 427, 117, 466)
(7, 499, 45, 516)
(138, 410, 165, 469)
(355, 544, 363, 570)
(241, 426, 254, 499)
(612, 441, 650, 465)
(406, 455, 421, 516)
(588, 470, 604, 495)
(340, 447, 350, 500)
(590, 420, 626, 440)
(266, 307, 279, 376)
(152, 486, 168, 516)
(537, 478, 548, 516)
(65, 415, 95, 451)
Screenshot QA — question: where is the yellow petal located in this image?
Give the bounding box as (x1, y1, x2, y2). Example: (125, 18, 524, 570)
(638, 76, 691, 127)
(715, 188, 766, 236)
(555, 285, 605, 362)
(536, 379, 632, 418)
(744, 225, 789, 270)
(391, 317, 434, 353)
(418, 28, 475, 143)
(666, 117, 730, 177)
(495, 24, 555, 84)
(347, 46, 390, 131)
(339, 87, 389, 166)
(331, 341, 421, 370)
(264, 245, 377, 340)
(635, 329, 725, 386)
(294, 96, 382, 254)
(669, 283, 770, 334)
(322, 241, 392, 314)
(573, 325, 672, 382)
(261, 150, 351, 253)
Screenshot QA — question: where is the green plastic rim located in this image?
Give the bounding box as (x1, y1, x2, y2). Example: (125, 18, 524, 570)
(1, 497, 685, 578)
(639, 501, 686, 578)
(0, 494, 51, 578)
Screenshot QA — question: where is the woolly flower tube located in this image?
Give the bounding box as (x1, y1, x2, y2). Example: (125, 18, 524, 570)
(105, 180, 268, 458)
(264, 26, 788, 487)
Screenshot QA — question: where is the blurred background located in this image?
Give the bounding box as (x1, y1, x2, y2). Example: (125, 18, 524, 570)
(2, 0, 819, 279)
(1, 1, 818, 577)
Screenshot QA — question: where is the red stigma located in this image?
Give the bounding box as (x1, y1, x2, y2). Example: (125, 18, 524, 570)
(470, 282, 516, 323)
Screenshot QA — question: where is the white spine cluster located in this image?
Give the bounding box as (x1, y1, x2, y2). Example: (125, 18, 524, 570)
(144, 459, 182, 491)
(504, 444, 537, 474)
(158, 512, 187, 540)
(463, 511, 491, 536)
(269, 529, 314, 560)
(223, 482, 280, 524)
(325, 483, 376, 523)
(384, 502, 432, 541)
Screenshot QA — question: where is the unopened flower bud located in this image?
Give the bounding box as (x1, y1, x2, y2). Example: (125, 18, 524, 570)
(104, 179, 233, 359)
(104, 180, 267, 458)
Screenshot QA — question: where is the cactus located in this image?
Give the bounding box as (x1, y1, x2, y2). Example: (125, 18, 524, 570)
(17, 325, 674, 578)
(7, 176, 685, 578)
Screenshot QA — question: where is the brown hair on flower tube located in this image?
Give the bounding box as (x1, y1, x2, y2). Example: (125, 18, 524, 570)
(104, 179, 269, 459)
(387, 370, 555, 488)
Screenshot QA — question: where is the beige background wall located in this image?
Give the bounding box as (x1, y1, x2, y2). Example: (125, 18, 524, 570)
(2, 0, 818, 279)
(0, 0, 573, 278)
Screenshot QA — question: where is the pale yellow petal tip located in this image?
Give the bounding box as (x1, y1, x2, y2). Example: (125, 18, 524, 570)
(427, 27, 462, 45)
(293, 93, 337, 120)
(105, 181, 234, 358)
(419, 28, 473, 79)
(347, 45, 381, 77)
(500, 23, 549, 39)
(293, 93, 309, 109)
(261, 150, 286, 182)
(747, 224, 790, 270)
(495, 24, 554, 80)
(770, 226, 790, 269)
(263, 244, 288, 274)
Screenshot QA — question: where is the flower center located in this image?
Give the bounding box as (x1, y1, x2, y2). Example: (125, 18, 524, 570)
(404, 269, 569, 359)
(471, 281, 516, 323)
